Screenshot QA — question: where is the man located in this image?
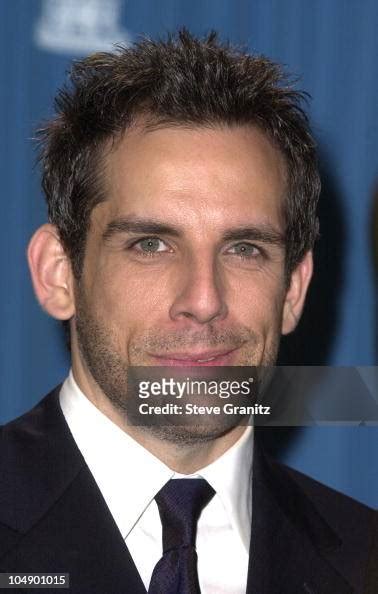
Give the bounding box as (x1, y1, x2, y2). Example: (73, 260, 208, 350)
(0, 30, 374, 593)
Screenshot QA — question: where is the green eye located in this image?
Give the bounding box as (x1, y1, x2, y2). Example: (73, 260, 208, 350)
(129, 237, 170, 256)
(229, 242, 260, 257)
(134, 237, 167, 254)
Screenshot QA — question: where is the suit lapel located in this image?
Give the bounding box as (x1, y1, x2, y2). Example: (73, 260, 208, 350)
(0, 389, 147, 594)
(246, 433, 354, 594)
(2, 465, 147, 593)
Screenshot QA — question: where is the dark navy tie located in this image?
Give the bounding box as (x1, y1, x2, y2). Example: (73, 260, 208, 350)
(148, 478, 215, 594)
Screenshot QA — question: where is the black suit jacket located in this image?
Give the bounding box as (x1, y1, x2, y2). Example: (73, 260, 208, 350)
(364, 512, 378, 594)
(0, 388, 375, 594)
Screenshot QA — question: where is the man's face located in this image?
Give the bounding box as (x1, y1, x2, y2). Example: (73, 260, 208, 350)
(72, 124, 302, 431)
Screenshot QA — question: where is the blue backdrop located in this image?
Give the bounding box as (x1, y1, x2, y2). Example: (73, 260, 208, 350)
(1, 0, 377, 507)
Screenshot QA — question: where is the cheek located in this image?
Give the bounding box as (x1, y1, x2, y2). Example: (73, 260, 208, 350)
(86, 261, 174, 328)
(227, 270, 286, 329)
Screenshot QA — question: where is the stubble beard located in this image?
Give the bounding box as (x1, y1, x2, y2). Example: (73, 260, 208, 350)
(74, 285, 281, 446)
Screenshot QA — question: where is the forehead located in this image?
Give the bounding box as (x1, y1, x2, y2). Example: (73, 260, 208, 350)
(96, 124, 287, 232)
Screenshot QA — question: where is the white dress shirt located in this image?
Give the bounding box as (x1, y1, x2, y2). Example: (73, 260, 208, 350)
(60, 371, 253, 594)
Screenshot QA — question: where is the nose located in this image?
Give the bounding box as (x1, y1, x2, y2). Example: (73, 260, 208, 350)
(169, 254, 228, 324)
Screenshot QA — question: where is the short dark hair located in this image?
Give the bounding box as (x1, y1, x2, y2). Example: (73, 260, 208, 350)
(38, 29, 320, 278)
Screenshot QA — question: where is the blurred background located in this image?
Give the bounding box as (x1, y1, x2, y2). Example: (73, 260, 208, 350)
(0, 0, 377, 506)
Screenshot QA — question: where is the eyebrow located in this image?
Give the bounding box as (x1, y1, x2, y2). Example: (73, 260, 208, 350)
(102, 216, 285, 247)
(222, 226, 285, 247)
(102, 218, 181, 241)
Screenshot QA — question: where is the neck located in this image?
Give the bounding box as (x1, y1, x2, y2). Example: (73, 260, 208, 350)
(125, 423, 247, 474)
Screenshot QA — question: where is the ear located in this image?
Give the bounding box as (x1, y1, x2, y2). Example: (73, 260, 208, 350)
(27, 224, 75, 320)
(281, 251, 313, 335)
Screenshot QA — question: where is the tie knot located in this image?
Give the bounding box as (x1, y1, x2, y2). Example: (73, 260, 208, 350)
(155, 478, 215, 553)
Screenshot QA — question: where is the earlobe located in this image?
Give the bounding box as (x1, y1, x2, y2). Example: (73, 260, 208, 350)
(281, 251, 313, 335)
(27, 224, 75, 320)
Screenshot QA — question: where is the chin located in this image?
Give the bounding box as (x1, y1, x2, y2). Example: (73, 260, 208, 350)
(133, 416, 246, 446)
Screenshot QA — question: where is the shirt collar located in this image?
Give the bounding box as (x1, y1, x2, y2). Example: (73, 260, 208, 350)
(59, 370, 253, 550)
(194, 423, 253, 551)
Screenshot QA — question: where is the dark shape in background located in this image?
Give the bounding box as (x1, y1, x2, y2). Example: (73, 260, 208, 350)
(270, 155, 347, 460)
(278, 153, 346, 366)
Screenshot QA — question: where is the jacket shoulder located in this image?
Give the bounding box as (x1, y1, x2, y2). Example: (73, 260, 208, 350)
(283, 462, 373, 521)
(0, 386, 84, 535)
(278, 461, 374, 591)
(0, 386, 62, 435)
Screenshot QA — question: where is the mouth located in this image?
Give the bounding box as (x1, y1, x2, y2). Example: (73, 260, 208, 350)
(148, 347, 241, 367)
